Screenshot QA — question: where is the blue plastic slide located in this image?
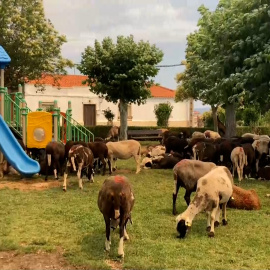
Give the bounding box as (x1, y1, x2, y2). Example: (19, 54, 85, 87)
(0, 115, 40, 177)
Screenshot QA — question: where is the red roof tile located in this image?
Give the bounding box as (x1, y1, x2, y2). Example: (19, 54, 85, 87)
(28, 75, 175, 98)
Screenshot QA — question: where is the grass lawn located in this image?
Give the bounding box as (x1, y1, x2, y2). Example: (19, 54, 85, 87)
(0, 144, 270, 269)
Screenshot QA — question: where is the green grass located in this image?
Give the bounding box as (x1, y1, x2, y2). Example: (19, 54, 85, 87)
(0, 153, 270, 269)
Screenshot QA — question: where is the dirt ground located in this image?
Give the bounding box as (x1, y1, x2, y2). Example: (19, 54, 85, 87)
(0, 177, 61, 191)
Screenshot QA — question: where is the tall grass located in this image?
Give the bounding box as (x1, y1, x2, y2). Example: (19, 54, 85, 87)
(0, 157, 270, 269)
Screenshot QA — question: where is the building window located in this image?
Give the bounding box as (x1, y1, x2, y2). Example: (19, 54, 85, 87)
(118, 104, 132, 120)
(40, 101, 55, 112)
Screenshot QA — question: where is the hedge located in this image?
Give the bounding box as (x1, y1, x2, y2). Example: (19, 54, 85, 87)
(85, 125, 270, 139)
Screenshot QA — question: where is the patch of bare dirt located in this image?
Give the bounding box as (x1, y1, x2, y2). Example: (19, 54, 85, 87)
(0, 177, 61, 191)
(0, 250, 89, 270)
(105, 259, 123, 270)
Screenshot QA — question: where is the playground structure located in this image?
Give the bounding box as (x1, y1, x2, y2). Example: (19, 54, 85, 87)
(0, 45, 94, 176)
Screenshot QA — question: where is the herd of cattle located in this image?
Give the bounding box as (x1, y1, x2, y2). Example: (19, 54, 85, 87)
(0, 127, 269, 258)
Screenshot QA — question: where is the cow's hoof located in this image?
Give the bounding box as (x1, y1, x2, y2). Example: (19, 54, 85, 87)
(90, 179, 94, 183)
(222, 219, 228, 226)
(112, 168, 116, 172)
(117, 252, 124, 259)
(214, 221, 220, 227)
(62, 188, 66, 192)
(208, 232, 215, 238)
(206, 226, 211, 232)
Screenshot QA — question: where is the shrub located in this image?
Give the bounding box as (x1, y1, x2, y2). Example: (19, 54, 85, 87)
(102, 107, 115, 122)
(242, 107, 260, 126)
(154, 102, 173, 127)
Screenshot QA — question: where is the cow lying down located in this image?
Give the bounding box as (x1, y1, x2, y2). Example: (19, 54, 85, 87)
(63, 145, 94, 191)
(98, 175, 134, 258)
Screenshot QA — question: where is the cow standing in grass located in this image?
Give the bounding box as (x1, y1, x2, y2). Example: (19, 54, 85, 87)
(98, 175, 134, 258)
(106, 140, 141, 174)
(63, 145, 94, 191)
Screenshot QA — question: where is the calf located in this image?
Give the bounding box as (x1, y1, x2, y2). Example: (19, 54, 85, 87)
(231, 147, 246, 182)
(172, 159, 216, 215)
(98, 175, 134, 258)
(45, 141, 65, 181)
(63, 145, 94, 191)
(106, 140, 141, 174)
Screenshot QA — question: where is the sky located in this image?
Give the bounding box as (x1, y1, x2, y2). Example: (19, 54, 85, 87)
(43, 0, 219, 108)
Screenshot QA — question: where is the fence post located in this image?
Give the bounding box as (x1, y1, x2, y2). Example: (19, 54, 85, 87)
(21, 99, 27, 146)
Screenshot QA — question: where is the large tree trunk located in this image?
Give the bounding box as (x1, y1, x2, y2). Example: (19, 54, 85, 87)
(225, 103, 236, 138)
(119, 99, 128, 140)
(211, 105, 218, 132)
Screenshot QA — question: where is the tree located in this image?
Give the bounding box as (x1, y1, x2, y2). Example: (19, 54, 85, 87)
(177, 0, 270, 137)
(0, 0, 73, 90)
(78, 35, 163, 140)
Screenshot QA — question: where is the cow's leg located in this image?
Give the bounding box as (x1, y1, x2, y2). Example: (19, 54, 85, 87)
(184, 189, 192, 206)
(45, 154, 51, 181)
(104, 216, 111, 252)
(222, 202, 228, 225)
(118, 218, 125, 258)
(89, 165, 94, 183)
(134, 155, 141, 174)
(63, 161, 70, 191)
(100, 156, 106, 176)
(77, 163, 83, 189)
(173, 176, 181, 215)
(55, 158, 61, 180)
(208, 200, 219, 237)
(107, 158, 112, 175)
(256, 159, 259, 173)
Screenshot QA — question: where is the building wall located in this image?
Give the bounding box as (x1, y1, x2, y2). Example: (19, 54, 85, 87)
(24, 84, 191, 127)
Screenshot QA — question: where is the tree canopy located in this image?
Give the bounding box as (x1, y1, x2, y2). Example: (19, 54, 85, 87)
(0, 0, 72, 90)
(175, 0, 270, 137)
(78, 35, 163, 139)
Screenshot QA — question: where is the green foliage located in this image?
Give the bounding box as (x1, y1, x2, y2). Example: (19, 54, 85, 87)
(260, 110, 270, 126)
(177, 0, 270, 136)
(242, 107, 260, 126)
(102, 107, 115, 122)
(154, 102, 173, 127)
(0, 0, 73, 90)
(202, 107, 225, 127)
(78, 35, 163, 105)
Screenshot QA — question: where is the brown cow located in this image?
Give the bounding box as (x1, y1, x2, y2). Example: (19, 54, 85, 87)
(106, 126, 120, 141)
(98, 175, 134, 258)
(63, 145, 94, 191)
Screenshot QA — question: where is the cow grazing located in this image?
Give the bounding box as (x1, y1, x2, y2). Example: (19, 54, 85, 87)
(64, 140, 88, 160)
(164, 136, 188, 157)
(88, 142, 110, 175)
(106, 140, 141, 174)
(98, 175, 134, 258)
(45, 141, 65, 181)
(106, 126, 120, 142)
(172, 159, 216, 215)
(252, 139, 270, 172)
(231, 147, 246, 182)
(63, 145, 94, 191)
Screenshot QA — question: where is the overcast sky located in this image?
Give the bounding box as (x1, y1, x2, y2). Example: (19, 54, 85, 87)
(43, 0, 219, 108)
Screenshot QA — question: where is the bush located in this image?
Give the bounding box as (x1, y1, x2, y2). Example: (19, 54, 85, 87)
(154, 102, 173, 127)
(102, 107, 115, 122)
(202, 107, 225, 127)
(242, 107, 260, 126)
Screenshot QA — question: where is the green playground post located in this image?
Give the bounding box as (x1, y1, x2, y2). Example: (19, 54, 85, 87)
(66, 101, 72, 141)
(53, 100, 60, 142)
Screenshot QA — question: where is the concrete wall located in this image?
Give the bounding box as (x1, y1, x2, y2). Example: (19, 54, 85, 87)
(24, 84, 191, 127)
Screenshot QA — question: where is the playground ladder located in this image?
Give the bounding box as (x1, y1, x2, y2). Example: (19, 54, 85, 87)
(3, 88, 31, 137)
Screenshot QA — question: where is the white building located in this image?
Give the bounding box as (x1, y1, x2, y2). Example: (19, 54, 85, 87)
(24, 75, 193, 127)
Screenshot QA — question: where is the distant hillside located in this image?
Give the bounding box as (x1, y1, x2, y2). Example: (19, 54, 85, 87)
(194, 107, 211, 114)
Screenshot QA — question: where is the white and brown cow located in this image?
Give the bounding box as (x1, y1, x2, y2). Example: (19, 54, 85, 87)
(98, 175, 134, 258)
(106, 140, 141, 174)
(63, 145, 94, 191)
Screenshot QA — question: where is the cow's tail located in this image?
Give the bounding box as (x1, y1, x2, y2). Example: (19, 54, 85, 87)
(71, 156, 76, 171)
(47, 154, 51, 166)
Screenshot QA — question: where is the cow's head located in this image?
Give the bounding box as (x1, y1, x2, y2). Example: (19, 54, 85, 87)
(176, 215, 191, 239)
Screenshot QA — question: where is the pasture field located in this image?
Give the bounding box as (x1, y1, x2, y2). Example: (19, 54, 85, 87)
(0, 147, 270, 269)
